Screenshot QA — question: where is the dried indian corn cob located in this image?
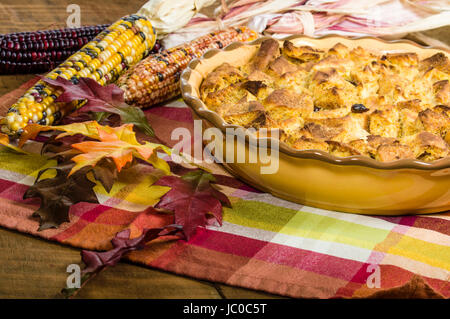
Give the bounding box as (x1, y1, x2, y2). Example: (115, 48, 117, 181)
(0, 29, 164, 75)
(0, 24, 110, 74)
(1, 15, 156, 135)
(117, 26, 258, 108)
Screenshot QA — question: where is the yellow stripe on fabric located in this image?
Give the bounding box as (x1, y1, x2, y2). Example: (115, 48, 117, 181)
(0, 147, 53, 178)
(223, 199, 297, 233)
(225, 199, 390, 250)
(388, 235, 450, 270)
(280, 211, 390, 250)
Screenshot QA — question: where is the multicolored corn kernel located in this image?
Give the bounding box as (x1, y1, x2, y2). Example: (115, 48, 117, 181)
(1, 15, 156, 135)
(118, 26, 258, 108)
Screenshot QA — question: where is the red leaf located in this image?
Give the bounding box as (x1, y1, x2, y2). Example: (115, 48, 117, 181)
(64, 223, 182, 297)
(81, 227, 166, 273)
(41, 76, 124, 110)
(41, 76, 154, 136)
(155, 170, 231, 240)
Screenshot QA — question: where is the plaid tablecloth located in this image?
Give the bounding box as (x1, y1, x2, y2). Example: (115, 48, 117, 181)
(0, 79, 449, 298)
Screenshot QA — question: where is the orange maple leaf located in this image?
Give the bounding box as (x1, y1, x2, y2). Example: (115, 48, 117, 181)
(69, 124, 170, 175)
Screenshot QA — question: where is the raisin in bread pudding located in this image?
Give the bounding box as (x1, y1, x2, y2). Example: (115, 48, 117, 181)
(199, 38, 450, 162)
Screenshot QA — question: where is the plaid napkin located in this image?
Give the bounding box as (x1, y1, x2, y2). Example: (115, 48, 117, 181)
(0, 80, 449, 298)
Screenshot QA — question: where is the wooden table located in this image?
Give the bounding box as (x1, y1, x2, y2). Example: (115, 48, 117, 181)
(0, 0, 448, 299)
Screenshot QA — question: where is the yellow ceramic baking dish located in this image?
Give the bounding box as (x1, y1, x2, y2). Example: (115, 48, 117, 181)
(180, 35, 450, 215)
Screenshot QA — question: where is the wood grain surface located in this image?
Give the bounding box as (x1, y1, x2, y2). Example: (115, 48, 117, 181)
(0, 0, 447, 299)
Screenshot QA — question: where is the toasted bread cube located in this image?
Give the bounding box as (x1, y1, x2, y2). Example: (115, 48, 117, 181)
(264, 88, 314, 117)
(247, 70, 274, 84)
(290, 136, 329, 152)
(377, 73, 408, 103)
(241, 80, 272, 100)
(204, 83, 252, 111)
(350, 64, 380, 98)
(274, 68, 309, 92)
(375, 142, 414, 162)
(268, 56, 298, 76)
(416, 108, 449, 137)
(308, 107, 351, 120)
(367, 135, 397, 150)
(348, 139, 370, 156)
(433, 80, 449, 105)
(349, 110, 372, 132)
(399, 108, 419, 137)
(311, 55, 354, 75)
(434, 104, 450, 117)
(423, 67, 448, 83)
(395, 99, 423, 112)
(326, 43, 350, 59)
(270, 117, 305, 135)
(200, 63, 243, 99)
(349, 46, 377, 65)
(251, 38, 280, 72)
(368, 107, 400, 138)
(302, 115, 367, 143)
(263, 89, 312, 133)
(385, 52, 419, 68)
(326, 141, 361, 157)
(309, 69, 358, 110)
(419, 53, 450, 73)
(219, 101, 266, 128)
(404, 132, 449, 161)
(282, 41, 323, 63)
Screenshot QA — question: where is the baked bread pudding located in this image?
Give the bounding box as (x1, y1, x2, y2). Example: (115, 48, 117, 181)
(199, 38, 450, 162)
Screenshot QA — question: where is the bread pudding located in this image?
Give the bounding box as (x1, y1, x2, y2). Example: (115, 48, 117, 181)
(199, 39, 450, 162)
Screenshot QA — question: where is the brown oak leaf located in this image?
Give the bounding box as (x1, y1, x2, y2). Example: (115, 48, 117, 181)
(365, 275, 445, 299)
(24, 162, 98, 231)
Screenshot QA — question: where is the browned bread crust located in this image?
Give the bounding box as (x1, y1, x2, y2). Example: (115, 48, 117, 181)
(200, 39, 450, 162)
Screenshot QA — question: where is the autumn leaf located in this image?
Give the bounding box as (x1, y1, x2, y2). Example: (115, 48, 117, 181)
(155, 170, 231, 239)
(63, 169, 232, 297)
(40, 76, 124, 110)
(90, 157, 118, 193)
(63, 224, 182, 298)
(19, 121, 102, 147)
(24, 157, 123, 230)
(24, 162, 99, 231)
(41, 76, 154, 137)
(41, 134, 90, 156)
(69, 123, 170, 175)
(0, 132, 28, 153)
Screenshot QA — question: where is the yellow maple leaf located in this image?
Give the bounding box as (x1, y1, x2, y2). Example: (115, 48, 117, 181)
(18, 121, 102, 147)
(69, 124, 170, 175)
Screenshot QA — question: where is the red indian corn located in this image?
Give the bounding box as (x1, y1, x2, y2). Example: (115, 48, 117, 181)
(0, 24, 110, 74)
(117, 27, 258, 108)
(1, 15, 156, 135)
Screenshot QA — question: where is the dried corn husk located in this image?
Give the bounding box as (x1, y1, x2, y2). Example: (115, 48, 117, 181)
(138, 0, 216, 36)
(161, 0, 450, 48)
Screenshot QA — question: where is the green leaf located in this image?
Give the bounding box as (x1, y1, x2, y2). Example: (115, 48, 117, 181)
(115, 105, 155, 137)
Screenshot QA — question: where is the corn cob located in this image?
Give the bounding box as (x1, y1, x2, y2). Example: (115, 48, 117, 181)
(0, 24, 109, 51)
(0, 26, 163, 75)
(117, 27, 258, 108)
(1, 15, 156, 135)
(0, 25, 109, 75)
